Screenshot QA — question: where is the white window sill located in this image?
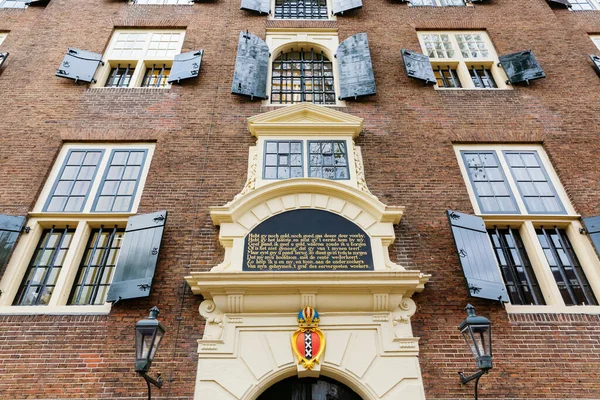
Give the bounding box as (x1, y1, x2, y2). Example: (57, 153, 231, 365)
(0, 304, 111, 315)
(505, 304, 600, 314)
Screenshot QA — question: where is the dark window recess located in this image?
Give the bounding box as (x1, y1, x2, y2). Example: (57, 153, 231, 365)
(44, 150, 103, 213)
(498, 50, 545, 85)
(56, 48, 103, 83)
(401, 49, 436, 84)
(264, 141, 303, 179)
(275, 0, 328, 18)
(469, 66, 497, 88)
(583, 215, 600, 258)
(545, 0, 571, 8)
(488, 226, 545, 305)
(93, 149, 147, 213)
(231, 31, 269, 100)
(0, 53, 8, 70)
(447, 210, 509, 302)
(240, 0, 270, 14)
(332, 0, 362, 15)
(105, 64, 134, 88)
(537, 227, 598, 306)
(590, 55, 600, 78)
(308, 141, 350, 180)
(167, 50, 203, 84)
(271, 50, 336, 105)
(0, 214, 26, 275)
(434, 66, 461, 88)
(142, 64, 171, 88)
(337, 33, 376, 99)
(14, 227, 75, 306)
(106, 211, 167, 303)
(69, 226, 124, 305)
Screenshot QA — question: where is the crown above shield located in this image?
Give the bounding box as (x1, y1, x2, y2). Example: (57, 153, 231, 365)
(297, 306, 320, 328)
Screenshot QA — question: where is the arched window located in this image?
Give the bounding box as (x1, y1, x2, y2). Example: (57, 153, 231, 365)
(274, 0, 328, 19)
(258, 376, 362, 400)
(271, 49, 336, 105)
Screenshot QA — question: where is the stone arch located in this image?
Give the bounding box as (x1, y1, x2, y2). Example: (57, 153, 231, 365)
(242, 364, 378, 400)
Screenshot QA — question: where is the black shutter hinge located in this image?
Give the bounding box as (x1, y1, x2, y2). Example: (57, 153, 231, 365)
(459, 249, 468, 258)
(22, 226, 30, 234)
(243, 30, 250, 40)
(138, 283, 151, 291)
(151, 247, 158, 255)
(153, 214, 165, 223)
(449, 211, 460, 220)
(580, 227, 587, 235)
(469, 284, 482, 294)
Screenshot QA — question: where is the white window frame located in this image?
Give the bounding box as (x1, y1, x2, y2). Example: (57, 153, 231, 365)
(0, 0, 28, 8)
(590, 34, 600, 50)
(454, 144, 600, 314)
(568, 0, 600, 10)
(0, 143, 155, 315)
(264, 29, 345, 106)
(0, 32, 7, 46)
(91, 29, 186, 89)
(417, 31, 511, 90)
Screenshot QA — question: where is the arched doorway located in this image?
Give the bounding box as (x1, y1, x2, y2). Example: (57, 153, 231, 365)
(257, 376, 363, 400)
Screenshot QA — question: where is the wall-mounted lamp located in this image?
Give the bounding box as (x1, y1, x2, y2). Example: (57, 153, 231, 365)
(135, 306, 166, 400)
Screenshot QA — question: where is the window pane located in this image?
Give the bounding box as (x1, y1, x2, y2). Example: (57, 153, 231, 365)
(14, 228, 75, 306)
(270, 51, 336, 105)
(461, 151, 518, 214)
(488, 227, 544, 305)
(536, 227, 597, 306)
(93, 150, 147, 212)
(45, 150, 103, 212)
(69, 227, 125, 305)
(504, 151, 565, 214)
(263, 141, 303, 180)
(308, 141, 350, 180)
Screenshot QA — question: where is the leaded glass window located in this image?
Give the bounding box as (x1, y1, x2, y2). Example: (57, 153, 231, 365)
(14, 227, 75, 306)
(461, 151, 519, 213)
(568, 0, 599, 10)
(488, 226, 545, 305)
(504, 151, 565, 214)
(271, 50, 336, 105)
(421, 34, 454, 58)
(69, 226, 124, 305)
(455, 34, 489, 58)
(537, 227, 598, 306)
(45, 150, 103, 212)
(0, 0, 27, 8)
(308, 141, 350, 180)
(274, 0, 328, 19)
(264, 141, 304, 179)
(93, 149, 147, 212)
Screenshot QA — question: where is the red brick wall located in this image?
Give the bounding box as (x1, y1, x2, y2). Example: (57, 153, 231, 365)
(0, 0, 600, 398)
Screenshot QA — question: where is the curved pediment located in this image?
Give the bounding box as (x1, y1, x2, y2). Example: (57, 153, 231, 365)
(247, 103, 364, 138)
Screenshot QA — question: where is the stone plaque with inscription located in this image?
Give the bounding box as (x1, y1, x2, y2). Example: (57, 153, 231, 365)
(243, 209, 374, 271)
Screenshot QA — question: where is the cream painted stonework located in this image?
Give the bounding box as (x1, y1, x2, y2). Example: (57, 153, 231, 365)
(185, 104, 431, 400)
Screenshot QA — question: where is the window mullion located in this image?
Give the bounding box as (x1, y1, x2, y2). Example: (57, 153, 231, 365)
(496, 151, 527, 214)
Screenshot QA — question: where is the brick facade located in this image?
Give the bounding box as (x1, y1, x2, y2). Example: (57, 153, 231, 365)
(0, 0, 599, 398)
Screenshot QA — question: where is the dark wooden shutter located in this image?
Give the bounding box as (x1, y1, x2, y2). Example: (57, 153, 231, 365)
(590, 55, 600, 77)
(106, 211, 167, 302)
(0, 53, 8, 70)
(447, 210, 508, 303)
(55, 48, 103, 83)
(240, 0, 270, 13)
(336, 33, 376, 100)
(401, 49, 435, 84)
(231, 31, 269, 100)
(545, 0, 571, 8)
(332, 0, 362, 15)
(0, 215, 25, 275)
(498, 50, 545, 85)
(583, 216, 600, 257)
(167, 50, 203, 84)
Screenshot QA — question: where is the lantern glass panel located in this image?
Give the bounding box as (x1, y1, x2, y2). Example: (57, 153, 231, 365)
(150, 328, 164, 360)
(136, 326, 157, 361)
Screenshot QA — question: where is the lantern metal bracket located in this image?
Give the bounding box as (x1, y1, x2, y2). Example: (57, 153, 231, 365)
(458, 369, 487, 400)
(139, 372, 163, 400)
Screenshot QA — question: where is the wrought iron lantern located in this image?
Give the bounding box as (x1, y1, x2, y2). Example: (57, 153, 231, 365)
(458, 304, 493, 399)
(135, 306, 165, 399)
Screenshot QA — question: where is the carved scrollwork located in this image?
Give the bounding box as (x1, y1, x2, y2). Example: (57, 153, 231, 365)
(231, 150, 258, 203)
(392, 298, 417, 338)
(353, 147, 374, 196)
(199, 300, 224, 340)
